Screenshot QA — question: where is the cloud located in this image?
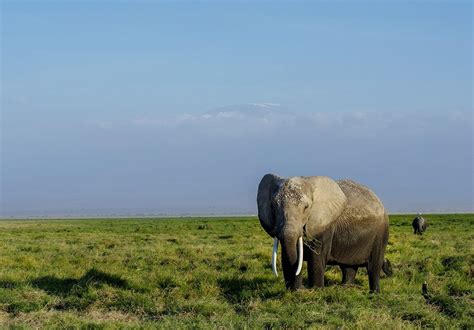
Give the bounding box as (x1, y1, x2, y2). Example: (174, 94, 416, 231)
(125, 103, 296, 132)
(122, 104, 470, 140)
(247, 102, 281, 107)
(124, 103, 297, 135)
(3, 103, 471, 216)
(88, 104, 472, 154)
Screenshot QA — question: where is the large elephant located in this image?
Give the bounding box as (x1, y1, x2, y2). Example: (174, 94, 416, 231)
(257, 174, 389, 292)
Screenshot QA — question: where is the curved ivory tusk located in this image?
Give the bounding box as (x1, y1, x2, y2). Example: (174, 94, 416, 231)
(295, 236, 303, 276)
(272, 237, 279, 277)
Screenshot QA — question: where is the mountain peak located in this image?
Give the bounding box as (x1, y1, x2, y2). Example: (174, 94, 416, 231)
(206, 103, 285, 118)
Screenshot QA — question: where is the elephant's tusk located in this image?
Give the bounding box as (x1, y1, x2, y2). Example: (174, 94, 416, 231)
(272, 237, 279, 277)
(295, 236, 303, 276)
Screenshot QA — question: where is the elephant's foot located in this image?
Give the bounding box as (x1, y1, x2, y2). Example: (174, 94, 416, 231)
(308, 281, 324, 289)
(285, 276, 303, 291)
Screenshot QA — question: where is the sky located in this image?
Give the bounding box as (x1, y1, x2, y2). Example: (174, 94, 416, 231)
(1, 1, 472, 216)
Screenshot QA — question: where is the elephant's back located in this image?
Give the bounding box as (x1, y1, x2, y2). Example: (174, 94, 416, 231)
(336, 179, 386, 222)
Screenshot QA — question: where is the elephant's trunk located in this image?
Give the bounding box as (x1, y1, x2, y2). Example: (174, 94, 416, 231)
(271, 236, 303, 278)
(280, 235, 303, 290)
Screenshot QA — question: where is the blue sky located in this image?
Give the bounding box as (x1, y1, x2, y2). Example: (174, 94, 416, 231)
(1, 1, 472, 216)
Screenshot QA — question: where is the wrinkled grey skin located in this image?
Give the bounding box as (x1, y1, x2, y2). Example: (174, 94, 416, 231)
(412, 216, 428, 235)
(257, 174, 389, 293)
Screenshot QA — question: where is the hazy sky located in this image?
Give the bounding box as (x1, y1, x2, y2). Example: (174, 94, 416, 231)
(1, 1, 472, 216)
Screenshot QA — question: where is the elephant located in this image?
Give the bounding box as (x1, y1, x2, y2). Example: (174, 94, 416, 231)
(412, 215, 428, 235)
(257, 174, 389, 292)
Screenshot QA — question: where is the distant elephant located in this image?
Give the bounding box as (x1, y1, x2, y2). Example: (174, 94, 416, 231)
(257, 174, 389, 292)
(412, 215, 428, 235)
(340, 258, 393, 284)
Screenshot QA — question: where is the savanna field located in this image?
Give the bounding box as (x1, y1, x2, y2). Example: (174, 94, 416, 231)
(0, 214, 472, 328)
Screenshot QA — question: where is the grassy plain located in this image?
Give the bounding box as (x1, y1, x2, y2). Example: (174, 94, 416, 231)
(0, 214, 472, 328)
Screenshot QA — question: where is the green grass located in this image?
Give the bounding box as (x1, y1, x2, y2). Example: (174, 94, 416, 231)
(0, 214, 472, 328)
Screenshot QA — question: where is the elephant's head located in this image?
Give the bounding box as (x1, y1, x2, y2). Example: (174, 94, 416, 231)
(257, 173, 347, 289)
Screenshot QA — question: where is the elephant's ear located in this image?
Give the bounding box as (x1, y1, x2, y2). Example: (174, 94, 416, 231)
(305, 176, 347, 236)
(257, 173, 284, 237)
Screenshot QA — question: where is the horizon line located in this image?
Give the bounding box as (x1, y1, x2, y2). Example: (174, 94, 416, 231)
(1, 211, 473, 220)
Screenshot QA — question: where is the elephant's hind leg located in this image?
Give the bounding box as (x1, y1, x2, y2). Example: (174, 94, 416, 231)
(367, 242, 386, 293)
(341, 266, 358, 284)
(367, 260, 383, 293)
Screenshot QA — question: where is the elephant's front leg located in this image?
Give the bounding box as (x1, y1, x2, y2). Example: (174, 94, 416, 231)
(307, 251, 325, 288)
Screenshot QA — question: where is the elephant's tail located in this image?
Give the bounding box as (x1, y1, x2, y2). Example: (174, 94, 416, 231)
(382, 258, 393, 276)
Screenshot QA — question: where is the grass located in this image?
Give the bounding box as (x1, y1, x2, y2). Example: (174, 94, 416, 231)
(0, 214, 472, 328)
